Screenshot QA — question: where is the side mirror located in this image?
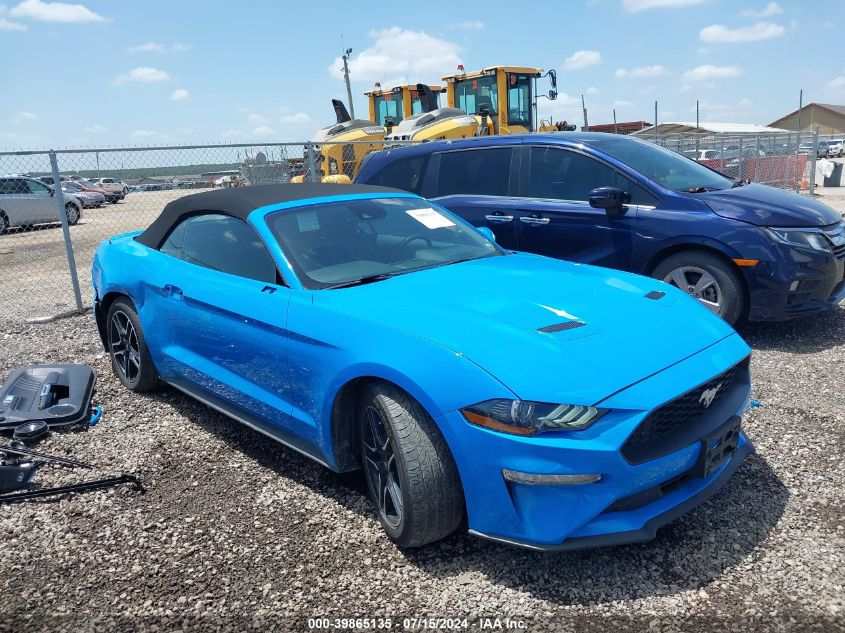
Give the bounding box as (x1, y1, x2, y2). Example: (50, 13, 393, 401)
(588, 186, 631, 215)
(476, 226, 496, 242)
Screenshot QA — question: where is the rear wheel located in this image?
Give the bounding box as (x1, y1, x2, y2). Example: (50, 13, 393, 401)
(107, 298, 159, 392)
(652, 250, 746, 325)
(359, 382, 464, 547)
(0, 211, 8, 235)
(64, 203, 80, 225)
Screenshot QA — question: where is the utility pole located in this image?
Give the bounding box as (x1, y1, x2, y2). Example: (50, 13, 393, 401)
(654, 100, 658, 132)
(696, 99, 700, 131)
(581, 94, 589, 130)
(342, 47, 355, 119)
(613, 109, 618, 134)
(796, 89, 803, 156)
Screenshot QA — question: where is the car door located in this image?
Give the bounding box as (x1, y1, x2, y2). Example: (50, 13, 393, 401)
(145, 213, 297, 435)
(23, 178, 59, 223)
(0, 178, 28, 227)
(515, 145, 645, 271)
(425, 143, 522, 250)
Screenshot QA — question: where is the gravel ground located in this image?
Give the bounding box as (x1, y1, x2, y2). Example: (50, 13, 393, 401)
(0, 309, 843, 633)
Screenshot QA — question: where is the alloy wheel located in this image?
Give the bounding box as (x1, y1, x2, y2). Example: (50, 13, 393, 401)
(110, 310, 141, 383)
(664, 266, 723, 315)
(65, 204, 79, 224)
(362, 405, 403, 529)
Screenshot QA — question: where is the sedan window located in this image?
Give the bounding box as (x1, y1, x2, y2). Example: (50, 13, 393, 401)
(159, 214, 277, 284)
(436, 148, 512, 197)
(268, 197, 501, 289)
(528, 147, 635, 202)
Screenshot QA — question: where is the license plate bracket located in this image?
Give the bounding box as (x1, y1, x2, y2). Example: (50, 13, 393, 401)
(694, 416, 741, 479)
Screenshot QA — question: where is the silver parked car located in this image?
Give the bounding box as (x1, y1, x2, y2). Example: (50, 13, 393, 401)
(0, 175, 83, 235)
(61, 181, 105, 208)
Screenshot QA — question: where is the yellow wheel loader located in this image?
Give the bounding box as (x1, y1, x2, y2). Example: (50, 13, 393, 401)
(383, 65, 558, 144)
(364, 83, 446, 128)
(292, 99, 385, 183)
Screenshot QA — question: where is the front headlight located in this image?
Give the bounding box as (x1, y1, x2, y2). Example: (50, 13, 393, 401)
(461, 399, 607, 436)
(763, 227, 831, 252)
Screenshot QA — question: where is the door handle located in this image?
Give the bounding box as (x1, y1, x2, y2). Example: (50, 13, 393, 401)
(519, 216, 550, 225)
(484, 214, 514, 223)
(163, 284, 183, 298)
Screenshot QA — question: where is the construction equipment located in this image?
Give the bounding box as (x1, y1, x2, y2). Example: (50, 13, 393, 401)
(293, 99, 385, 182)
(383, 65, 558, 144)
(365, 83, 446, 128)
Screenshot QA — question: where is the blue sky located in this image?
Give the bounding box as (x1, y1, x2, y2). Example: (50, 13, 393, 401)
(0, 0, 841, 149)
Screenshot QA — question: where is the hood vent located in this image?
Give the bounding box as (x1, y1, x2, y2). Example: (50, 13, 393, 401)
(645, 291, 665, 300)
(538, 321, 586, 333)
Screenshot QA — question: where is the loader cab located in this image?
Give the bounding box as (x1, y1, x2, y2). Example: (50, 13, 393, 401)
(366, 84, 445, 127)
(443, 66, 542, 134)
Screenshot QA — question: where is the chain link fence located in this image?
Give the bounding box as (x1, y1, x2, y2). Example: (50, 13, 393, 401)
(0, 132, 826, 323)
(634, 130, 819, 192)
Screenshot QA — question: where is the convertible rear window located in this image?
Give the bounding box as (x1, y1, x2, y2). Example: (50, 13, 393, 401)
(267, 197, 500, 289)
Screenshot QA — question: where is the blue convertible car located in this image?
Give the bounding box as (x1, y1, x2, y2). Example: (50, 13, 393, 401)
(92, 184, 753, 549)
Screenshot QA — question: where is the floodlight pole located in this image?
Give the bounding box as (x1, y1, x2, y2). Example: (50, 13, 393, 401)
(342, 48, 355, 119)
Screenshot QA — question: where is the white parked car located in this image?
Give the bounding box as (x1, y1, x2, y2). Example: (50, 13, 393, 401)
(0, 176, 82, 234)
(827, 139, 844, 158)
(91, 177, 129, 197)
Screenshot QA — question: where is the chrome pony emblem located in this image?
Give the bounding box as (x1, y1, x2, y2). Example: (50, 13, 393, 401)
(699, 383, 722, 408)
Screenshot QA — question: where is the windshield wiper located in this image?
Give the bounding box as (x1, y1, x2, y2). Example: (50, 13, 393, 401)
(687, 185, 719, 193)
(732, 178, 750, 188)
(323, 273, 396, 290)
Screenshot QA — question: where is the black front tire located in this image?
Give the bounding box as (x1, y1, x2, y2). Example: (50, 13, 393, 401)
(359, 382, 464, 548)
(652, 250, 746, 325)
(65, 203, 80, 226)
(0, 211, 8, 235)
(106, 298, 159, 392)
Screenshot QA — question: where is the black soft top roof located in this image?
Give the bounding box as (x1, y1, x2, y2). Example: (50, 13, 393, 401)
(135, 183, 405, 248)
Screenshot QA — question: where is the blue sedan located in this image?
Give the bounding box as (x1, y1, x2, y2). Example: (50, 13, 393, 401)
(92, 184, 753, 549)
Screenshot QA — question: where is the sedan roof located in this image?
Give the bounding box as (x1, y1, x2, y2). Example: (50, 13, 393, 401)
(136, 183, 404, 248)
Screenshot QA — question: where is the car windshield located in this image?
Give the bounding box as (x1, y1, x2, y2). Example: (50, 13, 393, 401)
(77, 179, 97, 188)
(589, 136, 733, 192)
(63, 183, 82, 191)
(267, 197, 501, 289)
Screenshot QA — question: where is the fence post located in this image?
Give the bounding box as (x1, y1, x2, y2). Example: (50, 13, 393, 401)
(809, 127, 818, 196)
(737, 136, 744, 181)
(755, 134, 761, 183)
(49, 151, 83, 312)
(305, 142, 319, 183)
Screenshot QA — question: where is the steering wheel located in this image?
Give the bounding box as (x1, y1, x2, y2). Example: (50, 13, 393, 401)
(392, 234, 432, 258)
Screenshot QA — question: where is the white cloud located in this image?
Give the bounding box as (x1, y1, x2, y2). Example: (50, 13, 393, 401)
(129, 41, 166, 53)
(251, 126, 275, 136)
(279, 111, 310, 124)
(328, 27, 461, 84)
(827, 75, 845, 89)
(130, 130, 157, 139)
(222, 129, 243, 139)
(563, 50, 602, 70)
(694, 98, 754, 121)
(0, 4, 26, 29)
(247, 113, 268, 126)
(448, 20, 483, 30)
(130, 41, 191, 54)
(623, 0, 708, 12)
(12, 111, 36, 123)
(741, 2, 782, 18)
(615, 65, 668, 78)
(681, 64, 742, 82)
(699, 21, 785, 43)
(113, 66, 171, 85)
(83, 123, 108, 133)
(613, 100, 633, 108)
(10, 0, 106, 22)
(585, 86, 600, 95)
(169, 88, 189, 101)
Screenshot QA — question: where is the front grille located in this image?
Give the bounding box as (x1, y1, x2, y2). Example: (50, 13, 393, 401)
(823, 223, 845, 261)
(621, 358, 749, 464)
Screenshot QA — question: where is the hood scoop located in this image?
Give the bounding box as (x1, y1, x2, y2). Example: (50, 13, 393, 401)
(537, 321, 586, 333)
(645, 290, 665, 300)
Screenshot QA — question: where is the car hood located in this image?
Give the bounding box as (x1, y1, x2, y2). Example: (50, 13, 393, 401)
(701, 183, 841, 227)
(315, 253, 736, 405)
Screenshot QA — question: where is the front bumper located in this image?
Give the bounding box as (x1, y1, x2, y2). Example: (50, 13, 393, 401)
(436, 333, 754, 549)
(744, 241, 845, 321)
